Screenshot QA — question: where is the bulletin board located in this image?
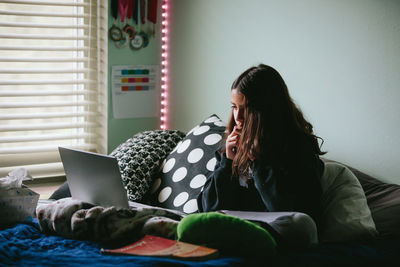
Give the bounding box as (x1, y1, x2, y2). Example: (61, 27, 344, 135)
(111, 65, 160, 119)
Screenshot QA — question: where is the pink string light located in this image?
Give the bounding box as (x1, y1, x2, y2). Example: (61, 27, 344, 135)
(160, 0, 169, 130)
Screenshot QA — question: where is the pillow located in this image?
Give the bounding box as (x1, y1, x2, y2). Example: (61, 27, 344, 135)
(149, 114, 226, 213)
(320, 162, 378, 242)
(109, 130, 185, 202)
(323, 158, 400, 238)
(49, 181, 71, 200)
(347, 165, 400, 238)
(176, 212, 276, 257)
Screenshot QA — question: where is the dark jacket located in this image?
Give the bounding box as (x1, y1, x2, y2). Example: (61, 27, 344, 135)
(197, 140, 324, 228)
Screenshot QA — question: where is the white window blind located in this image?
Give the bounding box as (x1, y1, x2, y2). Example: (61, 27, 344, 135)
(0, 0, 108, 179)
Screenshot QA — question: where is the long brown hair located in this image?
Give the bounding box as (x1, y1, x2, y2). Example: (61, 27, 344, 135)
(226, 64, 325, 177)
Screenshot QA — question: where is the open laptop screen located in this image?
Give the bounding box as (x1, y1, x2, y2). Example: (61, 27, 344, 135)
(58, 147, 129, 208)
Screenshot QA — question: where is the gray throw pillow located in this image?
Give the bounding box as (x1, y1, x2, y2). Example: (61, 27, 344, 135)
(349, 165, 400, 238)
(320, 162, 378, 242)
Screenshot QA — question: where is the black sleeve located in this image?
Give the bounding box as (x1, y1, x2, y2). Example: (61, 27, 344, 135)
(251, 164, 291, 211)
(252, 151, 324, 227)
(197, 151, 243, 212)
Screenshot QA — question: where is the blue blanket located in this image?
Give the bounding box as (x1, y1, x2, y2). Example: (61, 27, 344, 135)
(2, 219, 400, 267)
(0, 219, 245, 266)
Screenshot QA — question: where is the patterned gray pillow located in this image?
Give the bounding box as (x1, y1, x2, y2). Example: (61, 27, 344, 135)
(109, 130, 185, 202)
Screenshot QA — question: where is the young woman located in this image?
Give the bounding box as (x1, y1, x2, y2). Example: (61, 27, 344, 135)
(197, 64, 326, 244)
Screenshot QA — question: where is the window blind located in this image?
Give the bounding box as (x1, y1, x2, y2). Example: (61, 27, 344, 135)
(0, 0, 108, 179)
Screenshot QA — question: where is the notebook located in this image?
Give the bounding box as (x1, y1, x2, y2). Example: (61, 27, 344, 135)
(58, 147, 130, 209)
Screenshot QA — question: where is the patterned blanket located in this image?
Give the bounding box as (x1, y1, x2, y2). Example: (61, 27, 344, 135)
(36, 198, 183, 244)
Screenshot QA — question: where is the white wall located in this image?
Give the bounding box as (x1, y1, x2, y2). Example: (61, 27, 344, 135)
(168, 0, 400, 184)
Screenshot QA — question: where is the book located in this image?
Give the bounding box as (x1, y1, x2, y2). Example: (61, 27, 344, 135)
(101, 235, 219, 261)
(218, 210, 299, 224)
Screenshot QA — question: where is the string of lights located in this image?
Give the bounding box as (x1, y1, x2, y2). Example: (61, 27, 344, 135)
(160, 0, 168, 130)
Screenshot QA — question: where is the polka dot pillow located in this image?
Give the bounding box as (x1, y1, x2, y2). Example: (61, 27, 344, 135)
(109, 130, 186, 202)
(150, 114, 226, 213)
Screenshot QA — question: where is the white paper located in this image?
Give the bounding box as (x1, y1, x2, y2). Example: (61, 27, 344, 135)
(112, 65, 160, 119)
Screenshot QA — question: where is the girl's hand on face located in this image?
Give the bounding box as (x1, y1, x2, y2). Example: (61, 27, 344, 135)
(226, 126, 241, 160)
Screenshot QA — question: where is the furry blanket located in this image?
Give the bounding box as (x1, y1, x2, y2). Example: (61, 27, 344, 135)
(36, 198, 183, 243)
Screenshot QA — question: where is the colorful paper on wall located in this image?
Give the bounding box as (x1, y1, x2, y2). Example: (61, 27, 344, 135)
(112, 65, 160, 118)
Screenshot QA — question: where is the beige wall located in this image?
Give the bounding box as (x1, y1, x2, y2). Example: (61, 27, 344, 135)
(167, 0, 400, 183)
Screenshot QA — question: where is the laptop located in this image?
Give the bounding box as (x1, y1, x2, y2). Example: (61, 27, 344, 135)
(58, 147, 130, 209)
